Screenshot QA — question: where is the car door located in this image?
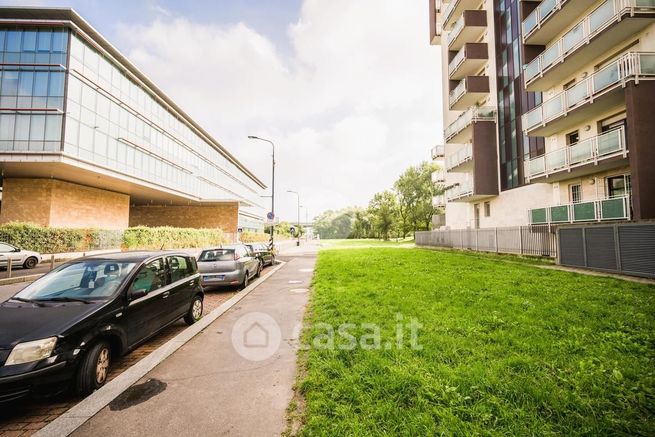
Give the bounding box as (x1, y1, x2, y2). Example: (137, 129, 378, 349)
(164, 255, 196, 322)
(244, 246, 258, 277)
(0, 243, 21, 267)
(123, 258, 170, 347)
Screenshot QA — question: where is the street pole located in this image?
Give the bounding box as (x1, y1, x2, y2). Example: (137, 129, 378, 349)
(248, 136, 275, 251)
(288, 190, 301, 246)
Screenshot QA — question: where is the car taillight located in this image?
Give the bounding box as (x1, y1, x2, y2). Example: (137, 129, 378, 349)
(234, 253, 240, 260)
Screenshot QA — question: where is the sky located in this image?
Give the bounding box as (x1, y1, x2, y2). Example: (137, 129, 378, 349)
(1, 0, 443, 222)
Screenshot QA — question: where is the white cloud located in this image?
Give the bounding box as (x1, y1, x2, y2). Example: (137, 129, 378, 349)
(116, 0, 442, 221)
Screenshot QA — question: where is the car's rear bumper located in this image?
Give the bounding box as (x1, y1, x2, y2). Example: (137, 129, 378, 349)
(200, 270, 242, 287)
(0, 361, 73, 403)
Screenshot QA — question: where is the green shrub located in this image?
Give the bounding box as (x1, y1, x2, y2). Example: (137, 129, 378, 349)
(239, 231, 269, 243)
(122, 226, 228, 250)
(0, 222, 230, 253)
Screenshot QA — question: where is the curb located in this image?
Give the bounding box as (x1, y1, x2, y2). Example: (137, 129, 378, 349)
(34, 261, 287, 437)
(0, 273, 43, 286)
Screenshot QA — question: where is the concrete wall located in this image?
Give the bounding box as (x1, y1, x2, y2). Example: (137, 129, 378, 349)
(0, 178, 129, 229)
(129, 203, 239, 232)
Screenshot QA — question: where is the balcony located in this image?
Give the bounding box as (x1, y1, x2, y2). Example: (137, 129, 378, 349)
(524, 0, 655, 91)
(446, 143, 473, 172)
(446, 179, 474, 201)
(522, 0, 597, 45)
(431, 145, 445, 160)
(432, 170, 446, 183)
(529, 196, 631, 224)
(445, 106, 496, 144)
(442, 0, 482, 27)
(449, 75, 490, 110)
(430, 0, 443, 44)
(433, 195, 446, 208)
(523, 52, 655, 137)
(524, 127, 628, 182)
(432, 213, 446, 228)
(448, 43, 488, 80)
(447, 10, 487, 50)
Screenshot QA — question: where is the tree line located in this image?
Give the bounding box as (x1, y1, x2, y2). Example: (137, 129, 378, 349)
(314, 161, 444, 240)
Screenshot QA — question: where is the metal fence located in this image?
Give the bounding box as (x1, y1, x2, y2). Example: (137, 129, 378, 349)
(416, 225, 557, 257)
(558, 222, 655, 278)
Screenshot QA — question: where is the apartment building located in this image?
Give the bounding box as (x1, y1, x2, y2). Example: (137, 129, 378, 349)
(0, 7, 266, 232)
(428, 0, 655, 229)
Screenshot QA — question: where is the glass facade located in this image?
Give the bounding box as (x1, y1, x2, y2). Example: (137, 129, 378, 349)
(0, 25, 264, 231)
(493, 0, 543, 190)
(0, 28, 67, 152)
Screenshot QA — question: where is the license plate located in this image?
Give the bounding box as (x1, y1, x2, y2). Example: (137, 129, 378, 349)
(203, 275, 224, 281)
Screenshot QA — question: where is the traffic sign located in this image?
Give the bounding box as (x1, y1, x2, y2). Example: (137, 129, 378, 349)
(266, 212, 275, 220)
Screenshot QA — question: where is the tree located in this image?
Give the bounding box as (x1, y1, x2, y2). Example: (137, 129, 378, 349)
(394, 161, 443, 234)
(368, 191, 398, 241)
(313, 208, 358, 239)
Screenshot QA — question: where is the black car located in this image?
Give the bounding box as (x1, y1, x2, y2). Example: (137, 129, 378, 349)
(246, 243, 275, 267)
(0, 251, 203, 403)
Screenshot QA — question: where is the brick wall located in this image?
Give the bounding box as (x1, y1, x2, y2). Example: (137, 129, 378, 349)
(0, 178, 130, 229)
(129, 203, 239, 232)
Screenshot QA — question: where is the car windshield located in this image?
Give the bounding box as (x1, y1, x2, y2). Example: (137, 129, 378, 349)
(14, 260, 137, 301)
(199, 249, 234, 262)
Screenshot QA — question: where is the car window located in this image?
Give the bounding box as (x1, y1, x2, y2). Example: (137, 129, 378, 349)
(130, 258, 167, 295)
(167, 255, 190, 283)
(15, 260, 137, 301)
(0, 243, 15, 252)
(199, 249, 234, 262)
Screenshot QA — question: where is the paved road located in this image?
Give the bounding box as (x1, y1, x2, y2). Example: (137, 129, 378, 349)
(0, 282, 30, 303)
(73, 245, 317, 436)
(0, 261, 65, 280)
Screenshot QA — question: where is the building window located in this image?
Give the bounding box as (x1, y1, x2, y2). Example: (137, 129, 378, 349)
(566, 130, 579, 146)
(570, 184, 582, 204)
(474, 204, 481, 229)
(484, 201, 491, 217)
(607, 175, 631, 198)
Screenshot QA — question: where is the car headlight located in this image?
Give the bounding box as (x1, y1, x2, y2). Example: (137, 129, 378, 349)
(5, 337, 57, 366)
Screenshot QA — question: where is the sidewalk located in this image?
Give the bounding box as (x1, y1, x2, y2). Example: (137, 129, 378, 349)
(70, 254, 316, 436)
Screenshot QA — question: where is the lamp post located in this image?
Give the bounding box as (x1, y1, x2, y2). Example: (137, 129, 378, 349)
(248, 136, 275, 251)
(287, 190, 301, 246)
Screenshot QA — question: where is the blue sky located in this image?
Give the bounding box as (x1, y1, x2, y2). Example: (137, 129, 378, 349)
(0, 0, 442, 222)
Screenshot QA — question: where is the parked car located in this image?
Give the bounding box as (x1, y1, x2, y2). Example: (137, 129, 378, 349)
(0, 242, 42, 269)
(197, 244, 261, 289)
(0, 251, 203, 403)
(246, 243, 275, 267)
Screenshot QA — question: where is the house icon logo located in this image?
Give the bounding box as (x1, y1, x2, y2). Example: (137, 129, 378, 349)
(244, 322, 269, 348)
(231, 312, 281, 361)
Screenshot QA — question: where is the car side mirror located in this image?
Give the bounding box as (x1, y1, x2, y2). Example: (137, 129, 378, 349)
(129, 288, 147, 300)
(13, 248, 20, 252)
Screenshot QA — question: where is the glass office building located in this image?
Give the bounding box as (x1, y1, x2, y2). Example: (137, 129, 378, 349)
(0, 8, 265, 232)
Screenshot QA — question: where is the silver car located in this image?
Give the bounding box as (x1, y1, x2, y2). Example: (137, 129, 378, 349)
(197, 245, 262, 289)
(0, 242, 42, 269)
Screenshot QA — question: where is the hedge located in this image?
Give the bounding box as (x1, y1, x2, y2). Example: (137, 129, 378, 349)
(239, 231, 269, 243)
(0, 222, 229, 254)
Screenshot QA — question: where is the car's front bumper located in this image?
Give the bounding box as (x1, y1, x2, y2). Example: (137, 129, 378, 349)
(200, 270, 243, 287)
(0, 360, 74, 403)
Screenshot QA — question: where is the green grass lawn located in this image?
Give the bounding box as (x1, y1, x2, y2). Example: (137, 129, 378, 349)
(296, 248, 655, 436)
(319, 238, 415, 248)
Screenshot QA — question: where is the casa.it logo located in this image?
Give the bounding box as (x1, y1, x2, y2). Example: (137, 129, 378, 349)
(231, 312, 282, 361)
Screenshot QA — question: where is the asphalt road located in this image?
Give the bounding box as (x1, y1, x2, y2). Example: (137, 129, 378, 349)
(0, 261, 65, 280)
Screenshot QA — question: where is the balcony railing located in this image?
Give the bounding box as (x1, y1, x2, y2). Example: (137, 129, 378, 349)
(447, 12, 466, 47)
(445, 106, 496, 142)
(449, 79, 467, 107)
(446, 143, 473, 171)
(446, 179, 473, 201)
(529, 196, 631, 224)
(523, 52, 655, 132)
(448, 45, 467, 76)
(431, 145, 445, 160)
(524, 0, 655, 85)
(522, 0, 560, 37)
(433, 194, 446, 207)
(442, 0, 458, 26)
(432, 170, 446, 183)
(525, 127, 627, 180)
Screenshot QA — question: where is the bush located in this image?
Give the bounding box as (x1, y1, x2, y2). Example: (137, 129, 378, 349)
(122, 226, 228, 250)
(239, 231, 269, 243)
(0, 222, 230, 253)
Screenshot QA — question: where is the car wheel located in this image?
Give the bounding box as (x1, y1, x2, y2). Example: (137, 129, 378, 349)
(270, 255, 275, 266)
(184, 295, 203, 325)
(241, 272, 249, 290)
(255, 263, 262, 278)
(23, 257, 38, 269)
(76, 341, 111, 396)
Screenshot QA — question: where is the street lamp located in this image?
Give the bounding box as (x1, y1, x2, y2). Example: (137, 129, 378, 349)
(248, 136, 275, 251)
(287, 190, 301, 247)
